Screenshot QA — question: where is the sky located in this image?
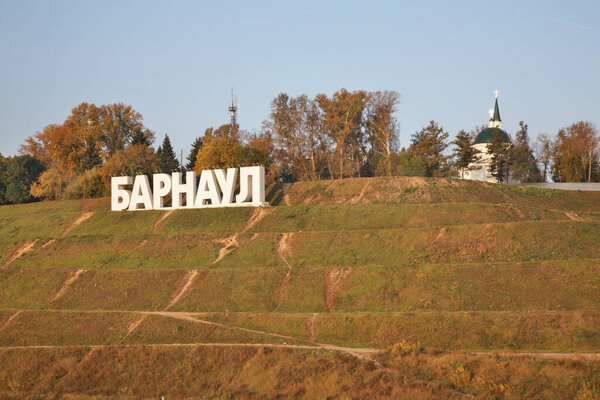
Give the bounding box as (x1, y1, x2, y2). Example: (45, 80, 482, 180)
(1, 0, 599, 157)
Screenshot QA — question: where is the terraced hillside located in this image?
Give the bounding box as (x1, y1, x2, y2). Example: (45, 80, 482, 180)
(1, 177, 600, 398)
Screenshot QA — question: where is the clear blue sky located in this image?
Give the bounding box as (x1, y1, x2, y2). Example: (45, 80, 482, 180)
(1, 0, 599, 157)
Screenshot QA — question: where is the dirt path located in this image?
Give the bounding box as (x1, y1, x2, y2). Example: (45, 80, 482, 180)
(350, 181, 370, 204)
(275, 233, 294, 309)
(306, 313, 317, 342)
(61, 212, 94, 237)
(564, 211, 584, 221)
(119, 314, 148, 343)
(324, 268, 352, 312)
(153, 210, 174, 234)
(211, 207, 273, 265)
(282, 183, 292, 206)
(152, 311, 381, 358)
(242, 207, 273, 233)
(165, 270, 199, 309)
(211, 234, 240, 264)
(47, 269, 85, 304)
(1, 240, 38, 268)
(0, 310, 22, 331)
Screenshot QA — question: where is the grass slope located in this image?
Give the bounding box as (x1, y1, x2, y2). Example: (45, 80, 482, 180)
(1, 177, 600, 398)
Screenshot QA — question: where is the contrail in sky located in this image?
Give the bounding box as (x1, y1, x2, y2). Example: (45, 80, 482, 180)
(540, 15, 600, 33)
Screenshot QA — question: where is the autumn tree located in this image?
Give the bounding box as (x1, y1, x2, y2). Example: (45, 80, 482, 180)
(366, 91, 400, 177)
(194, 136, 246, 172)
(409, 120, 450, 177)
(452, 129, 479, 179)
(157, 134, 180, 173)
(534, 133, 553, 182)
(510, 121, 541, 183)
(316, 89, 369, 178)
(101, 144, 160, 180)
(552, 121, 599, 182)
(265, 93, 328, 181)
(100, 103, 154, 156)
(487, 129, 512, 183)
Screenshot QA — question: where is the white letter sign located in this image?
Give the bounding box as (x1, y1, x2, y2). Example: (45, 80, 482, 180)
(111, 166, 269, 211)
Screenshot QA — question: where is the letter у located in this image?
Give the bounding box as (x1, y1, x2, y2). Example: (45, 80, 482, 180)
(153, 174, 172, 209)
(129, 175, 153, 210)
(172, 171, 196, 208)
(236, 166, 267, 205)
(111, 176, 133, 211)
(214, 168, 238, 205)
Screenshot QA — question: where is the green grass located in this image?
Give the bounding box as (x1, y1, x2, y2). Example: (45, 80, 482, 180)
(10, 233, 222, 270)
(172, 268, 288, 312)
(0, 269, 70, 309)
(250, 203, 565, 232)
(47, 270, 189, 310)
(0, 310, 138, 346)
(122, 314, 302, 345)
(0, 200, 81, 264)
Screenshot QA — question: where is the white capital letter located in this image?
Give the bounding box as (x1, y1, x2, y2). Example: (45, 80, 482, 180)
(236, 166, 266, 205)
(172, 171, 196, 208)
(129, 175, 153, 211)
(195, 169, 221, 207)
(153, 173, 172, 209)
(214, 168, 238, 205)
(111, 176, 132, 211)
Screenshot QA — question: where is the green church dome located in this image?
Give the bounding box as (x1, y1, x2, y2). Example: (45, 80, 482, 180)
(474, 127, 510, 144)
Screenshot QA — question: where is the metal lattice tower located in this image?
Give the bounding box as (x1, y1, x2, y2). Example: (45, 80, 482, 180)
(228, 88, 238, 127)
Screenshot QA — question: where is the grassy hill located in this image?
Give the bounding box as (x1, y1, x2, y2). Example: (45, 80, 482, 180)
(1, 177, 600, 398)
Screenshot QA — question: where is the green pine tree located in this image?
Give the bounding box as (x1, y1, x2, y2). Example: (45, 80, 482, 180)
(157, 134, 180, 173)
(510, 121, 541, 183)
(487, 129, 511, 183)
(186, 137, 204, 171)
(453, 129, 479, 179)
(409, 120, 450, 177)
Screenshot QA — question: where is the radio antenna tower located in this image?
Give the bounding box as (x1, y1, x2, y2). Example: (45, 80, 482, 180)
(228, 87, 238, 127)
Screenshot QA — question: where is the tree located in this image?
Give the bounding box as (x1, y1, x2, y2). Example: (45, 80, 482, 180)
(0, 155, 45, 204)
(186, 137, 204, 171)
(534, 133, 553, 182)
(30, 168, 68, 201)
(100, 103, 154, 156)
(452, 129, 479, 179)
(487, 129, 512, 183)
(265, 93, 328, 181)
(194, 136, 246, 172)
(316, 89, 369, 178)
(409, 121, 450, 177)
(366, 91, 400, 177)
(101, 144, 160, 181)
(551, 121, 599, 182)
(157, 134, 180, 173)
(510, 121, 541, 183)
(396, 148, 427, 176)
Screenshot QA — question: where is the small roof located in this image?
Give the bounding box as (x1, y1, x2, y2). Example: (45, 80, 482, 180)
(475, 127, 510, 144)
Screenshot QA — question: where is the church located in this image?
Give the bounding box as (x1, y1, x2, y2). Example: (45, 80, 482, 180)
(461, 92, 514, 183)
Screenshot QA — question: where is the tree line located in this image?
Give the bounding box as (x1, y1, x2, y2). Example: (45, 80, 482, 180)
(1, 88, 598, 204)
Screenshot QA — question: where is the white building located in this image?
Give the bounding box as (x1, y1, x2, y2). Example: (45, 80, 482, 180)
(462, 93, 515, 183)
